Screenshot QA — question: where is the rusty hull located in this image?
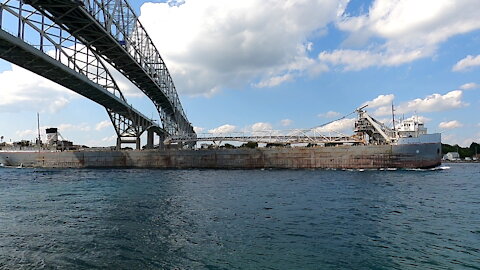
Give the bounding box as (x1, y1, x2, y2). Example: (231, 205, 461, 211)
(0, 143, 442, 169)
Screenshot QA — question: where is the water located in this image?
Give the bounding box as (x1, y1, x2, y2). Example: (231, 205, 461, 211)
(0, 164, 479, 270)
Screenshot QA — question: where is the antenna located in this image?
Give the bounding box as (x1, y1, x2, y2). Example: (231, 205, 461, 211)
(37, 112, 41, 145)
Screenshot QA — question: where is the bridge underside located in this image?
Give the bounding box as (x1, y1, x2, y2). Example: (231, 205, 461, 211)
(26, 0, 194, 135)
(0, 30, 130, 117)
(0, 0, 195, 149)
(0, 28, 164, 149)
(35, 3, 175, 113)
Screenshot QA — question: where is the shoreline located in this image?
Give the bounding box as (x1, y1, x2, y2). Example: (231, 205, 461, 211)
(443, 160, 479, 164)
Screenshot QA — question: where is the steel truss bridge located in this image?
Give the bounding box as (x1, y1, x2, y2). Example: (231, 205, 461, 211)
(0, 0, 195, 149)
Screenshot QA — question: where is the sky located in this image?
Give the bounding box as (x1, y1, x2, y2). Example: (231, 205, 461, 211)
(0, 0, 479, 147)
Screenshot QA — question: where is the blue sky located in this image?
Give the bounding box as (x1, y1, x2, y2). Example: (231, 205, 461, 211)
(0, 0, 479, 146)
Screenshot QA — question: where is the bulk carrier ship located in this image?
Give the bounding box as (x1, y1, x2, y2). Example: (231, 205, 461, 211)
(0, 1, 441, 170)
(0, 107, 442, 169)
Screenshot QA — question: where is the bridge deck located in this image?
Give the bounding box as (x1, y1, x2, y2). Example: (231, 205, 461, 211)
(0, 29, 157, 130)
(27, 0, 183, 124)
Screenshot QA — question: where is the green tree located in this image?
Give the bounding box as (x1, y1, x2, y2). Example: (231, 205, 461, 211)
(241, 142, 258, 149)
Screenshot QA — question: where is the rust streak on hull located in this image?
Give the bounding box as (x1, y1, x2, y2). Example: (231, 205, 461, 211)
(0, 143, 442, 169)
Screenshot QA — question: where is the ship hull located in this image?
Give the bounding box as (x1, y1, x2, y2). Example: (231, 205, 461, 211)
(0, 143, 442, 169)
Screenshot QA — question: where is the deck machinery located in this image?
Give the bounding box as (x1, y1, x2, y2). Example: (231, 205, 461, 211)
(165, 107, 436, 148)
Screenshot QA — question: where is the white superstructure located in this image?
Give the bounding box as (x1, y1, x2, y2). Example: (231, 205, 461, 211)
(396, 117, 428, 138)
(355, 108, 440, 145)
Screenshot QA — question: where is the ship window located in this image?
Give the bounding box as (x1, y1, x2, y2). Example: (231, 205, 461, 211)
(437, 148, 440, 154)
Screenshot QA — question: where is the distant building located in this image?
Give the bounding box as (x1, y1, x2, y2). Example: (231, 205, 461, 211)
(443, 152, 460, 161)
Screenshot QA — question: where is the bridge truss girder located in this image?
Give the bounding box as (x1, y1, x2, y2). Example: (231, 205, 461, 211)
(0, 0, 163, 149)
(25, 0, 195, 137)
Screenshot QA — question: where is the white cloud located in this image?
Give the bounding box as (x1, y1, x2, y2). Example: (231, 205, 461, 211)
(57, 123, 91, 132)
(373, 90, 467, 116)
(15, 129, 38, 139)
(14, 123, 92, 141)
(254, 74, 294, 88)
(318, 111, 341, 118)
(314, 118, 355, 133)
(108, 65, 145, 98)
(245, 122, 284, 136)
(362, 94, 395, 108)
(460, 136, 480, 147)
(376, 118, 394, 126)
(441, 134, 457, 145)
(321, 0, 480, 71)
(452, 55, 480, 72)
(438, 120, 463, 130)
(95, 120, 111, 131)
(442, 132, 479, 147)
(0, 65, 75, 113)
(208, 124, 237, 134)
(101, 135, 117, 143)
(250, 122, 273, 132)
(0, 45, 144, 117)
(139, 0, 348, 96)
(193, 126, 205, 133)
(280, 119, 293, 127)
(460, 82, 479, 90)
(319, 49, 424, 71)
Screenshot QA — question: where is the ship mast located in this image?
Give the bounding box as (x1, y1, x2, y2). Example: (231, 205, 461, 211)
(37, 112, 41, 147)
(391, 103, 396, 132)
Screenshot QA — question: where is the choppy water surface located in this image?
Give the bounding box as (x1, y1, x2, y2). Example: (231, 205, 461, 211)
(0, 164, 479, 269)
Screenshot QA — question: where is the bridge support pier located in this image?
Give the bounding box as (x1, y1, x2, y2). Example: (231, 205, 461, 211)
(136, 137, 141, 150)
(116, 137, 141, 150)
(116, 137, 121, 150)
(146, 129, 155, 149)
(158, 133, 166, 149)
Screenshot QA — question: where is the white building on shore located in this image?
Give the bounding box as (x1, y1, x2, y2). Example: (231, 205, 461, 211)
(443, 152, 460, 161)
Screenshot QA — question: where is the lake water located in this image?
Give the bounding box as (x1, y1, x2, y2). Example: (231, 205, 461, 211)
(0, 163, 479, 269)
